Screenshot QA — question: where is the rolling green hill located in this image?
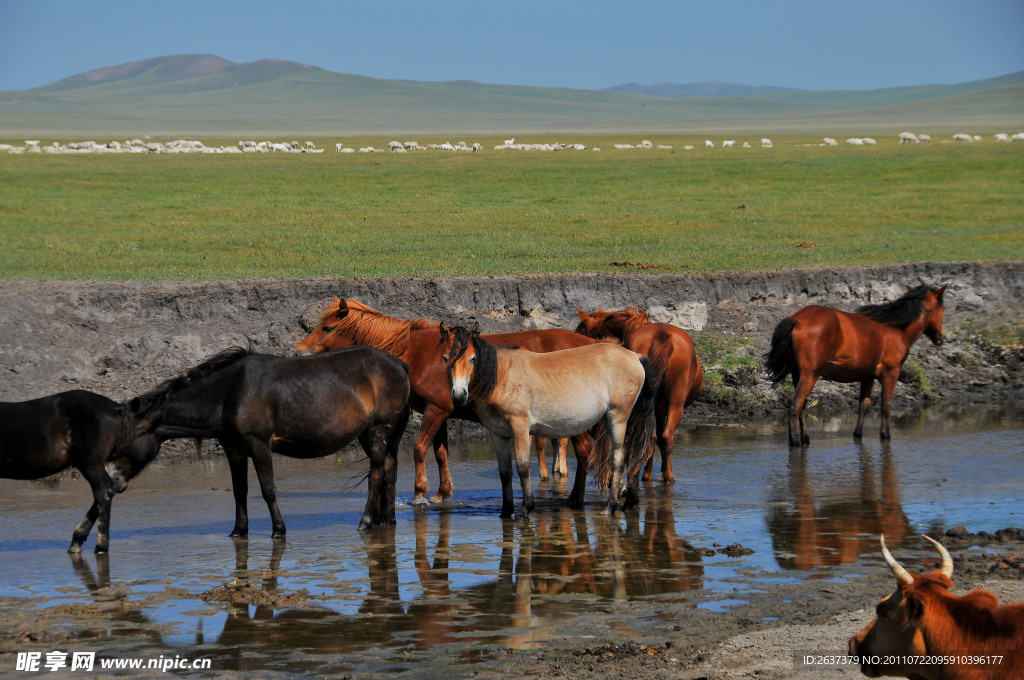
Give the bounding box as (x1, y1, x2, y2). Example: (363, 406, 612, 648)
(0, 55, 1021, 136)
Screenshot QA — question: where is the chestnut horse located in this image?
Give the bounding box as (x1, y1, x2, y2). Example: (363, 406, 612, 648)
(294, 298, 601, 507)
(765, 284, 946, 446)
(441, 324, 657, 518)
(125, 345, 411, 534)
(1, 390, 135, 553)
(575, 307, 703, 483)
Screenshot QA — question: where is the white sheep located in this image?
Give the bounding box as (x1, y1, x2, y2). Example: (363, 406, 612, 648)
(898, 132, 919, 144)
(863, 138, 877, 145)
(918, 134, 931, 143)
(761, 138, 773, 148)
(722, 140, 736, 148)
(823, 137, 839, 146)
(953, 133, 973, 143)
(847, 138, 865, 145)
(504, 138, 515, 147)
(705, 140, 715, 148)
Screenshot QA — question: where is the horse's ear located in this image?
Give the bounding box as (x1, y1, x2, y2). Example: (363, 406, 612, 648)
(597, 306, 604, 312)
(936, 284, 948, 300)
(438, 323, 450, 342)
(335, 297, 350, 317)
(907, 284, 916, 292)
(577, 308, 589, 321)
(469, 322, 480, 338)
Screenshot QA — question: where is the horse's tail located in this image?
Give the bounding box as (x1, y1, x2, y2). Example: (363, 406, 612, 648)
(590, 355, 658, 487)
(765, 318, 797, 384)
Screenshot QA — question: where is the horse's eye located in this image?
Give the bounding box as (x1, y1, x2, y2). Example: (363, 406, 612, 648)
(321, 326, 334, 334)
(470, 356, 476, 364)
(442, 354, 449, 362)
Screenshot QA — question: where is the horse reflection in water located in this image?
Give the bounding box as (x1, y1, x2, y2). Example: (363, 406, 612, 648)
(766, 442, 912, 570)
(205, 501, 705, 662)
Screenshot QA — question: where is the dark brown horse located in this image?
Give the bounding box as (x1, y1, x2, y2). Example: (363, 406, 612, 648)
(125, 345, 411, 534)
(575, 307, 703, 483)
(294, 297, 601, 507)
(0, 390, 135, 553)
(765, 284, 947, 446)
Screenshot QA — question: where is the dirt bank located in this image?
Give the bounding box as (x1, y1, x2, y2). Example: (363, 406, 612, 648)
(2, 261, 1022, 426)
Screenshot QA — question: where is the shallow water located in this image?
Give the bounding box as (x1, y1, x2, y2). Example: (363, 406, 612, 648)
(0, 402, 1021, 675)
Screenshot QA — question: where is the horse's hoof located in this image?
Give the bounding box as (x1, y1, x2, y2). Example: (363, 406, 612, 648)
(357, 519, 372, 532)
(271, 530, 286, 541)
(229, 529, 247, 538)
(67, 544, 82, 554)
(429, 492, 452, 504)
(94, 546, 108, 555)
(411, 494, 429, 506)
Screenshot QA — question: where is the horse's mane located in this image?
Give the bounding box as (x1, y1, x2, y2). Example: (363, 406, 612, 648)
(586, 307, 652, 337)
(131, 345, 253, 431)
(318, 298, 432, 356)
(448, 326, 498, 403)
(855, 285, 939, 328)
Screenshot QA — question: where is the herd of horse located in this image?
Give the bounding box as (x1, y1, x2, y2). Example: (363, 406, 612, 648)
(7, 281, 1024, 679)
(1, 282, 950, 555)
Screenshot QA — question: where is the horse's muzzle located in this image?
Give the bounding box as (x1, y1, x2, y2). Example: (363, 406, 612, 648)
(451, 388, 469, 407)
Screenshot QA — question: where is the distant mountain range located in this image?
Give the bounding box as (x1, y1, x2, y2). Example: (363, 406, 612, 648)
(1, 54, 1021, 136)
(605, 82, 801, 98)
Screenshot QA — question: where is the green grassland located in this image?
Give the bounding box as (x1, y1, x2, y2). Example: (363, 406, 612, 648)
(1, 137, 1021, 280)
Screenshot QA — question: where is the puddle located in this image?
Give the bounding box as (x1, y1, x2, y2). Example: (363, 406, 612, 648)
(0, 401, 1021, 674)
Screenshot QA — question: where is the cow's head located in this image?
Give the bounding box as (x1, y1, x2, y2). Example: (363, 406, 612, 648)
(848, 535, 955, 679)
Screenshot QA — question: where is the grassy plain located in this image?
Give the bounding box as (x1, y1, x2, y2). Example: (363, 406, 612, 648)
(1, 136, 1021, 280)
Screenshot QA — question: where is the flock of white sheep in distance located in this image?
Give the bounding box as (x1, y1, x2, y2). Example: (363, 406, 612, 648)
(3, 132, 1023, 155)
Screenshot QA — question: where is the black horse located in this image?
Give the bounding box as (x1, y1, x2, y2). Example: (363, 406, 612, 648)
(0, 390, 135, 553)
(124, 345, 411, 535)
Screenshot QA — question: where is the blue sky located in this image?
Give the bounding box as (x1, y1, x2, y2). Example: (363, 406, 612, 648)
(1, 0, 1021, 92)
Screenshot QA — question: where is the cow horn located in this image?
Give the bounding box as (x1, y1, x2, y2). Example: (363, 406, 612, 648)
(922, 535, 954, 579)
(880, 534, 914, 585)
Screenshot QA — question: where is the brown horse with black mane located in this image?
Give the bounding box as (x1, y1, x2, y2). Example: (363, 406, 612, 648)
(766, 284, 947, 447)
(575, 306, 703, 483)
(124, 345, 411, 534)
(294, 297, 603, 508)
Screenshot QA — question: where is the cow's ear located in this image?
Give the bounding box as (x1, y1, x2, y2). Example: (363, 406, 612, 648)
(905, 593, 925, 620)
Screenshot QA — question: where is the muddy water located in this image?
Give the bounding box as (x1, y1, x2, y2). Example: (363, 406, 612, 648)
(0, 402, 1021, 676)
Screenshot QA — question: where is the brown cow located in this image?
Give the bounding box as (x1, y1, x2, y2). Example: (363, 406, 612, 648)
(849, 535, 1024, 679)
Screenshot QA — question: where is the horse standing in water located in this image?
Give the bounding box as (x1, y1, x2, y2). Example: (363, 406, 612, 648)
(126, 345, 411, 534)
(441, 324, 658, 518)
(0, 390, 135, 553)
(294, 297, 604, 508)
(765, 284, 946, 446)
(575, 307, 703, 483)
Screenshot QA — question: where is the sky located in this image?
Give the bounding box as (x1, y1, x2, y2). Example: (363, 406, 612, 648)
(0, 0, 1022, 93)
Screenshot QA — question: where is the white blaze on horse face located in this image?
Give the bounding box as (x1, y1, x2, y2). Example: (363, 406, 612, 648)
(449, 345, 476, 406)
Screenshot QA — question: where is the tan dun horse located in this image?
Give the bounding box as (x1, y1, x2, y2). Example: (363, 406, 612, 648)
(441, 323, 658, 518)
(575, 307, 703, 483)
(765, 284, 946, 446)
(294, 297, 604, 507)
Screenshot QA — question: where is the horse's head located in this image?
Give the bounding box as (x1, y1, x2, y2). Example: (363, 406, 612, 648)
(442, 323, 480, 406)
(923, 285, 948, 346)
(295, 297, 354, 355)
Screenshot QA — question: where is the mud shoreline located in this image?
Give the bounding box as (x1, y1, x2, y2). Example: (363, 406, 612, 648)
(1, 261, 1022, 421)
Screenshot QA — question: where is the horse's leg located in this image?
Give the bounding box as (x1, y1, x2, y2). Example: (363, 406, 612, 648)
(74, 463, 116, 553)
(879, 372, 897, 440)
(430, 419, 453, 504)
(412, 405, 449, 505)
(566, 434, 591, 508)
(247, 439, 286, 539)
(554, 438, 569, 477)
(789, 373, 818, 447)
(534, 436, 550, 481)
(512, 425, 535, 520)
(492, 436, 516, 518)
(223, 444, 250, 538)
(602, 413, 629, 515)
(655, 400, 685, 484)
(69, 503, 99, 554)
(853, 379, 873, 440)
(357, 425, 388, 531)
